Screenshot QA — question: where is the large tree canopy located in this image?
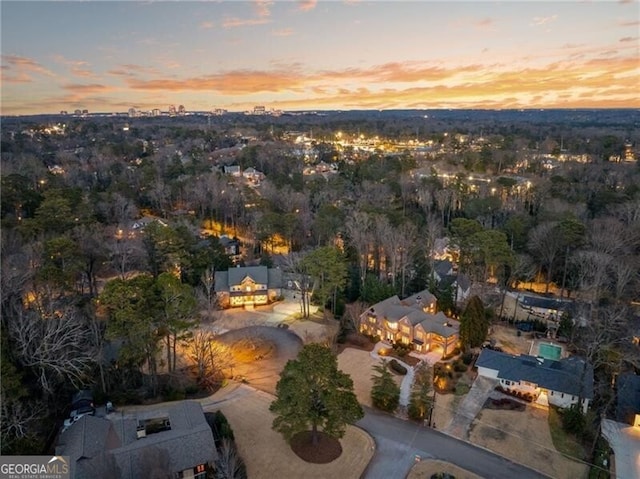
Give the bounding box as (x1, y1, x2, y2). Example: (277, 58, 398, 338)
(459, 295, 489, 350)
(270, 343, 363, 445)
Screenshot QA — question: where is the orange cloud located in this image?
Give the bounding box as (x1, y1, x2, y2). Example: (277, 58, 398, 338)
(222, 17, 271, 28)
(1, 54, 56, 82)
(200, 21, 215, 29)
(297, 0, 317, 12)
(253, 0, 273, 18)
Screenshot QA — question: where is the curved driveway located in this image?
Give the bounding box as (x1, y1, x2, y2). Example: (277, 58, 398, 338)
(217, 326, 303, 395)
(216, 325, 549, 479)
(359, 406, 551, 479)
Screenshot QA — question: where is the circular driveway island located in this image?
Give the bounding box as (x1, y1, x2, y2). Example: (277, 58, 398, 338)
(217, 326, 303, 395)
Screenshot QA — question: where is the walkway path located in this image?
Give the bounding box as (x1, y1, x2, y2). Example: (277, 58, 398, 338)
(442, 375, 498, 439)
(370, 342, 417, 407)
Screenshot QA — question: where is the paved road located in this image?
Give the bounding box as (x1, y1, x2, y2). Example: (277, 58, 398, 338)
(358, 407, 551, 479)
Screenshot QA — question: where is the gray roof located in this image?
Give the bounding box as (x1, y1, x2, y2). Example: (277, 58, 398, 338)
(418, 311, 460, 338)
(215, 266, 282, 292)
(433, 260, 453, 278)
(57, 401, 216, 479)
(476, 349, 593, 399)
(519, 295, 570, 311)
(366, 291, 458, 338)
(616, 374, 640, 424)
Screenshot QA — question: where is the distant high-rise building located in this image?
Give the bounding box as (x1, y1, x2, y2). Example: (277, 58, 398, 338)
(212, 108, 227, 116)
(128, 108, 137, 118)
(60, 110, 68, 116)
(152, 108, 161, 117)
(253, 105, 266, 115)
(81, 109, 88, 115)
(74, 109, 82, 116)
(168, 105, 177, 116)
(178, 105, 186, 116)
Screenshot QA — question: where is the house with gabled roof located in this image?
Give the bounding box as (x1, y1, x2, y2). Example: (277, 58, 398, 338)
(359, 289, 460, 356)
(476, 348, 593, 413)
(616, 373, 640, 428)
(215, 265, 282, 309)
(56, 401, 216, 479)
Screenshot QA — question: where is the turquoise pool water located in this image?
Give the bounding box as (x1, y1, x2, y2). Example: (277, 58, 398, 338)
(539, 343, 562, 361)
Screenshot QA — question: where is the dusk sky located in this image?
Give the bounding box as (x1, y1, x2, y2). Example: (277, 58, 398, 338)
(1, 1, 639, 115)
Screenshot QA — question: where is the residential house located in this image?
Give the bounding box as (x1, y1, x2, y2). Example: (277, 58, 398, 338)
(242, 167, 265, 185)
(218, 235, 242, 264)
(616, 374, 640, 428)
(519, 294, 572, 322)
(215, 265, 282, 309)
(476, 349, 593, 413)
(430, 260, 471, 305)
(56, 401, 216, 479)
(223, 165, 241, 177)
(359, 290, 460, 356)
(431, 259, 454, 283)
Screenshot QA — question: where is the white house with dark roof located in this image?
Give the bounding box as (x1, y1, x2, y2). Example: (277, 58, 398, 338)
(215, 265, 282, 308)
(476, 349, 593, 413)
(359, 290, 460, 356)
(56, 401, 216, 479)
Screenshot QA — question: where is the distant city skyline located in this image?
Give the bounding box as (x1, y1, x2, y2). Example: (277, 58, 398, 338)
(1, 0, 639, 116)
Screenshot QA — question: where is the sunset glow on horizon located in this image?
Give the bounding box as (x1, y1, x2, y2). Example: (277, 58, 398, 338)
(1, 0, 639, 116)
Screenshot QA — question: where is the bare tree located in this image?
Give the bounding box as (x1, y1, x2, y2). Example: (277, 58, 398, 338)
(0, 387, 45, 453)
(187, 331, 234, 388)
(214, 438, 247, 479)
(8, 298, 95, 395)
(528, 221, 562, 292)
(345, 210, 372, 283)
(282, 252, 312, 318)
(107, 231, 144, 279)
(343, 301, 367, 334)
(199, 266, 218, 320)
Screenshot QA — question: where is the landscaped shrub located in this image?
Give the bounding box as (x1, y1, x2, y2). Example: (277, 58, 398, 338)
(388, 359, 407, 375)
(561, 404, 586, 436)
(392, 342, 413, 357)
(453, 360, 467, 373)
(206, 410, 235, 442)
(461, 352, 474, 365)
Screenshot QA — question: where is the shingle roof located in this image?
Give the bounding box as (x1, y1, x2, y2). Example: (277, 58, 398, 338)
(519, 295, 570, 311)
(367, 292, 459, 338)
(57, 401, 217, 479)
(616, 374, 640, 424)
(215, 266, 282, 292)
(418, 311, 460, 338)
(476, 349, 593, 398)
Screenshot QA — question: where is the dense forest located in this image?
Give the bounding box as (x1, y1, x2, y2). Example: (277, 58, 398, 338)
(1, 110, 639, 455)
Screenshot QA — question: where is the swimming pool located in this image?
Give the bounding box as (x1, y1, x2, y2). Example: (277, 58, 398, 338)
(538, 343, 562, 361)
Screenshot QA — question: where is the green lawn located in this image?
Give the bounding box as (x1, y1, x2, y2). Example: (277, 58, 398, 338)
(547, 407, 586, 460)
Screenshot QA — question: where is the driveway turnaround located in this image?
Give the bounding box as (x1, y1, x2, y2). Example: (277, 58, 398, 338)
(216, 325, 303, 395)
(601, 418, 640, 479)
(358, 406, 551, 479)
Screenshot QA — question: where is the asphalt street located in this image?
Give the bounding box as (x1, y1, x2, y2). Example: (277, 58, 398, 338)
(358, 407, 552, 479)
